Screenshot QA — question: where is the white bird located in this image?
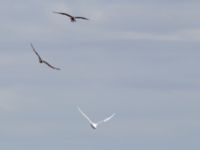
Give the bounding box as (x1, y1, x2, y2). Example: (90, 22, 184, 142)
(77, 106, 115, 129)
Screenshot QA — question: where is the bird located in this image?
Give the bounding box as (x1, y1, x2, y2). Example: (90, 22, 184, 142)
(53, 11, 89, 22)
(30, 43, 61, 70)
(77, 106, 115, 129)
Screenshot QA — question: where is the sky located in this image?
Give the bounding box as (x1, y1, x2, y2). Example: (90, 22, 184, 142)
(0, 0, 200, 150)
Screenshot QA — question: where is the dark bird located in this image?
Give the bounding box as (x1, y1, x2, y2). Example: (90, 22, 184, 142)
(53, 11, 89, 22)
(30, 43, 61, 70)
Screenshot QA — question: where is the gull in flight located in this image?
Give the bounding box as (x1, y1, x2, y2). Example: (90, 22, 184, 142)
(30, 43, 61, 70)
(53, 11, 89, 22)
(77, 106, 115, 129)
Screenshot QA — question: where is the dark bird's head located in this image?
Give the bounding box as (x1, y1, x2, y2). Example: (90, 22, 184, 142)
(70, 17, 76, 22)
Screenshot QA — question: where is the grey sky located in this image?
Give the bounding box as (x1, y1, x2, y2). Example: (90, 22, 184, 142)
(0, 0, 200, 150)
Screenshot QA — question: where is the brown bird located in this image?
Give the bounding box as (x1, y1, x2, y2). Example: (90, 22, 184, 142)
(53, 11, 89, 22)
(30, 43, 61, 70)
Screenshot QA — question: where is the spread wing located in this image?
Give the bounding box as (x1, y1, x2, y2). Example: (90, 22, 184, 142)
(97, 113, 116, 125)
(42, 60, 61, 70)
(74, 16, 89, 20)
(77, 106, 93, 124)
(30, 43, 42, 62)
(53, 11, 73, 18)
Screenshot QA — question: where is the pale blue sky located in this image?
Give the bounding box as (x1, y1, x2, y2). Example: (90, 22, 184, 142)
(0, 1, 200, 150)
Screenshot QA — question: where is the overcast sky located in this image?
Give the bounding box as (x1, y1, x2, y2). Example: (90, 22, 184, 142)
(0, 0, 200, 150)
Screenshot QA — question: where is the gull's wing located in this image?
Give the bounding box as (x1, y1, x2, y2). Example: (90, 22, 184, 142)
(53, 12, 73, 18)
(97, 113, 116, 124)
(77, 106, 93, 124)
(74, 16, 89, 20)
(42, 60, 61, 70)
(30, 43, 42, 61)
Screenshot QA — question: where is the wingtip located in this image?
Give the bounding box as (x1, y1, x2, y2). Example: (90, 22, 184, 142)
(112, 113, 116, 117)
(77, 106, 81, 110)
(52, 11, 62, 15)
(30, 43, 34, 49)
(77, 106, 83, 114)
(56, 68, 61, 71)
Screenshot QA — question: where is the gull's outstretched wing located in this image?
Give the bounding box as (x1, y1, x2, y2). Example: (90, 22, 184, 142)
(77, 106, 93, 124)
(97, 113, 116, 124)
(30, 43, 42, 62)
(74, 16, 89, 20)
(42, 60, 61, 70)
(53, 12, 73, 18)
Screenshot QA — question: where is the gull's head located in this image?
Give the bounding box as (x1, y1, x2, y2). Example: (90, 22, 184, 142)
(90, 123, 98, 129)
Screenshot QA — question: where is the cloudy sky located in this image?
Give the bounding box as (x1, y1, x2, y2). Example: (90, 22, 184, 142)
(0, 0, 200, 150)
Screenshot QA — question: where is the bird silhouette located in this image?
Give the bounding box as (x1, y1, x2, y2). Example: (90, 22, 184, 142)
(53, 11, 89, 22)
(30, 43, 61, 70)
(77, 106, 115, 129)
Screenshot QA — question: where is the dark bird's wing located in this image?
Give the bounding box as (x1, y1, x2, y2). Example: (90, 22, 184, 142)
(30, 43, 42, 62)
(53, 11, 73, 18)
(74, 16, 89, 20)
(42, 60, 61, 70)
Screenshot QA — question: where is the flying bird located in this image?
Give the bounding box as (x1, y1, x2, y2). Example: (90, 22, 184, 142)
(53, 11, 89, 22)
(30, 43, 61, 70)
(77, 106, 115, 129)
